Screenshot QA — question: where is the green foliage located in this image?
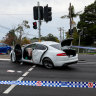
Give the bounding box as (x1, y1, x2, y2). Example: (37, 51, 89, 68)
(41, 34, 59, 42)
(77, 1, 96, 45)
(4, 29, 17, 45)
(61, 4, 81, 19)
(66, 27, 79, 45)
(72, 27, 79, 45)
(15, 20, 30, 45)
(22, 37, 30, 45)
(3, 20, 30, 45)
(31, 34, 59, 43)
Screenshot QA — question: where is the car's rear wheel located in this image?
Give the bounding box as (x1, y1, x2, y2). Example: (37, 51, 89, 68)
(43, 58, 54, 69)
(11, 52, 16, 63)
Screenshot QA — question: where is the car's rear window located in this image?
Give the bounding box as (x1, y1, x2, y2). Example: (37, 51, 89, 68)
(50, 44, 61, 50)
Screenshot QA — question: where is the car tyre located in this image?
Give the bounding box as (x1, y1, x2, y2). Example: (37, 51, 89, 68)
(11, 52, 16, 63)
(43, 58, 54, 69)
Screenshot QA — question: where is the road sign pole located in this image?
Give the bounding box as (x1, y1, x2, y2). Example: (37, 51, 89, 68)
(37, 2, 41, 42)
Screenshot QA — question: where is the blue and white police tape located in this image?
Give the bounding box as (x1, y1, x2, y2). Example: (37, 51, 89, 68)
(0, 81, 96, 88)
(72, 46, 96, 50)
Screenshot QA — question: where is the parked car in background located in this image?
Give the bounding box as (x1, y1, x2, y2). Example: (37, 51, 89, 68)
(10, 39, 78, 69)
(0, 43, 12, 54)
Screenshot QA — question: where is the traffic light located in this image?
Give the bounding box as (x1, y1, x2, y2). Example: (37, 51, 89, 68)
(33, 6, 43, 20)
(33, 22, 37, 29)
(44, 5, 52, 22)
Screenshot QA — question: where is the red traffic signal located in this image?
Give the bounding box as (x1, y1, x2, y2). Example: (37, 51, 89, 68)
(33, 22, 37, 29)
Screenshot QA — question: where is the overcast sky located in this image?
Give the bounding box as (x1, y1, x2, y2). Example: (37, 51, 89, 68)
(0, 0, 95, 40)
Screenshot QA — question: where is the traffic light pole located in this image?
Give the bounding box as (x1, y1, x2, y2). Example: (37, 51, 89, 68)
(38, 2, 41, 42)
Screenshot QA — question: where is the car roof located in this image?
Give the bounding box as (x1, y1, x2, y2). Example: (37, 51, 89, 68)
(34, 41, 59, 46)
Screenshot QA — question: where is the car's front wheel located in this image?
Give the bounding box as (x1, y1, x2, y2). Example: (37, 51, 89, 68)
(11, 52, 16, 63)
(43, 58, 54, 69)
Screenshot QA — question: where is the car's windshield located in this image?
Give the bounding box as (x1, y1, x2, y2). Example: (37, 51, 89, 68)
(50, 44, 61, 50)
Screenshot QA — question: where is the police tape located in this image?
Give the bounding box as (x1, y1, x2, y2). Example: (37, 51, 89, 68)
(72, 46, 96, 50)
(0, 81, 96, 88)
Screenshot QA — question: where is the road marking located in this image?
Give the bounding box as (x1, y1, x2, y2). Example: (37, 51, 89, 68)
(28, 68, 33, 72)
(22, 72, 29, 77)
(7, 70, 22, 73)
(17, 77, 24, 81)
(32, 65, 36, 68)
(3, 77, 24, 94)
(17, 71, 22, 73)
(7, 70, 15, 73)
(3, 65, 35, 94)
(0, 59, 10, 61)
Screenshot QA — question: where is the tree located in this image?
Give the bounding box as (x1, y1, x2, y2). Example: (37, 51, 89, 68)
(66, 27, 79, 45)
(41, 34, 59, 42)
(61, 5, 81, 20)
(77, 1, 96, 46)
(22, 37, 30, 45)
(30, 34, 59, 43)
(16, 20, 30, 45)
(4, 29, 17, 46)
(61, 3, 81, 37)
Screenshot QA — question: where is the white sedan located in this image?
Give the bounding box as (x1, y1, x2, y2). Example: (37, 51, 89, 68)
(10, 39, 78, 69)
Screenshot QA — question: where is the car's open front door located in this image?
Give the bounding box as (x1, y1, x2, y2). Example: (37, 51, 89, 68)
(14, 44, 22, 61)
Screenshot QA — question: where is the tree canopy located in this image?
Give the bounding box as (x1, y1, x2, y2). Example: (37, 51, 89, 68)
(77, 1, 96, 46)
(31, 34, 59, 43)
(4, 29, 17, 46)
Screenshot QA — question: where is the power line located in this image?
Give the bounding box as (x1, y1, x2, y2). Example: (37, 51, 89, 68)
(0, 14, 33, 15)
(0, 25, 10, 30)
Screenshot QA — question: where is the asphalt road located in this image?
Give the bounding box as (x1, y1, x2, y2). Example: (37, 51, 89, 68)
(0, 54, 96, 96)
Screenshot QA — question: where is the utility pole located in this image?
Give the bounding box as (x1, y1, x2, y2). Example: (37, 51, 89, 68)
(37, 2, 41, 42)
(78, 29, 83, 54)
(58, 27, 62, 42)
(62, 28, 65, 40)
(69, 3, 72, 38)
(58, 27, 65, 42)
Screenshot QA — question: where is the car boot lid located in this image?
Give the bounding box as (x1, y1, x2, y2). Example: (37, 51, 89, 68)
(61, 38, 73, 47)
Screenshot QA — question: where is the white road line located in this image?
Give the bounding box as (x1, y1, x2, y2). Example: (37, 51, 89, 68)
(28, 65, 36, 72)
(3, 65, 35, 94)
(32, 65, 36, 68)
(3, 77, 24, 94)
(28, 68, 33, 72)
(17, 77, 24, 81)
(22, 72, 29, 77)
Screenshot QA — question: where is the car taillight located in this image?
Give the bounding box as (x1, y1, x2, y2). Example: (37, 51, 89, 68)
(57, 53, 66, 56)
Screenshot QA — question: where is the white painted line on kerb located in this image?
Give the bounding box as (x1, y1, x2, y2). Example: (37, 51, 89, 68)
(3, 77, 24, 94)
(22, 72, 29, 77)
(3, 65, 35, 94)
(0, 59, 10, 61)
